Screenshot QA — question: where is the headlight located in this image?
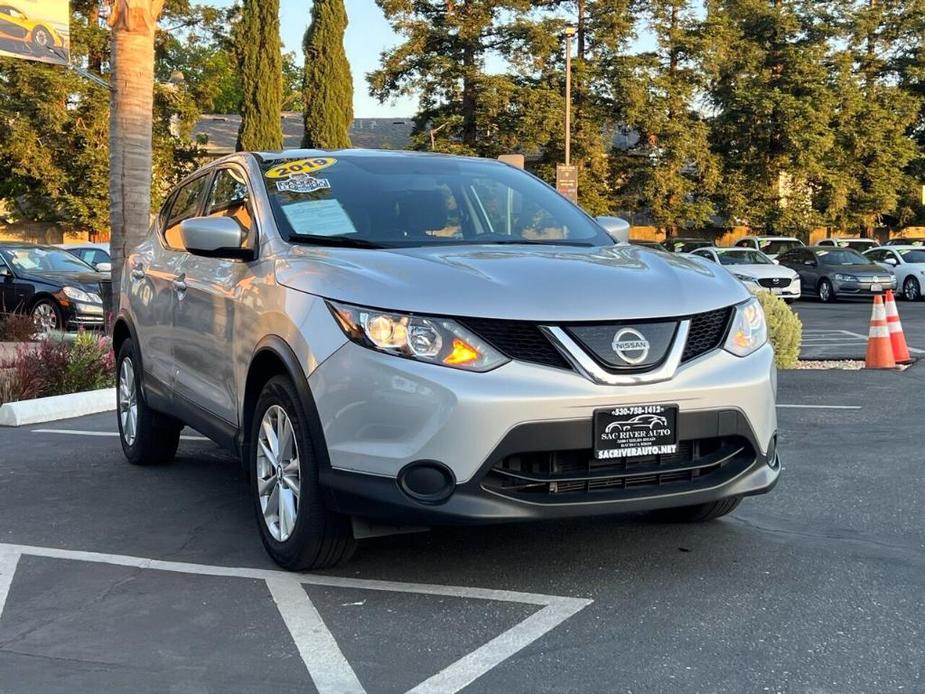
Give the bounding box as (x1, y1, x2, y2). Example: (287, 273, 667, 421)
(834, 273, 858, 282)
(724, 297, 768, 358)
(733, 273, 758, 283)
(328, 301, 509, 372)
(62, 286, 102, 304)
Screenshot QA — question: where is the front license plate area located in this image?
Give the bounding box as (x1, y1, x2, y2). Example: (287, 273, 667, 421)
(871, 283, 883, 293)
(594, 404, 679, 460)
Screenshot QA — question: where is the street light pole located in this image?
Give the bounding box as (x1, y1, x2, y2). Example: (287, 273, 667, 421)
(564, 26, 576, 167)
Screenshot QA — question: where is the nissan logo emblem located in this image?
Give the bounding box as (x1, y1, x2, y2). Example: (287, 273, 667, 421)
(611, 328, 651, 365)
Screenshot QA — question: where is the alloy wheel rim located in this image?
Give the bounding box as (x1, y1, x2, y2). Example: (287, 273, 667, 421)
(32, 303, 56, 332)
(256, 405, 301, 542)
(118, 359, 138, 446)
(905, 279, 919, 301)
(820, 283, 830, 301)
(35, 31, 48, 47)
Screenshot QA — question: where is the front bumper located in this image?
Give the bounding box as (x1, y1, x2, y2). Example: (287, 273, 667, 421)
(833, 278, 897, 296)
(65, 301, 106, 330)
(310, 340, 779, 523)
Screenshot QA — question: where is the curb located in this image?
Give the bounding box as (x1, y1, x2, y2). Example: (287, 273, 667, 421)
(0, 388, 116, 427)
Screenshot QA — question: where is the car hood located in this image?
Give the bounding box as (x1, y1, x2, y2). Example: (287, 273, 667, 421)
(724, 264, 797, 279)
(276, 243, 749, 321)
(826, 264, 894, 277)
(17, 270, 109, 290)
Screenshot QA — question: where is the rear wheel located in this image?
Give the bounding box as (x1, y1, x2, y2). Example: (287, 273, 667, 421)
(249, 376, 355, 570)
(818, 279, 836, 303)
(903, 276, 921, 302)
(116, 338, 182, 465)
(653, 496, 742, 522)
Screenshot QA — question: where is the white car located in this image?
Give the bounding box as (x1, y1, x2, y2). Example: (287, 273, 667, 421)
(735, 236, 805, 260)
(56, 242, 111, 272)
(818, 237, 879, 252)
(864, 245, 925, 301)
(691, 247, 801, 301)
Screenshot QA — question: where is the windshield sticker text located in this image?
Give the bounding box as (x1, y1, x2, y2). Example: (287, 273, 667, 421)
(276, 174, 331, 194)
(265, 157, 337, 179)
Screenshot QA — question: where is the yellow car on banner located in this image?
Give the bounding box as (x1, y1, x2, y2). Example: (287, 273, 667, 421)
(0, 2, 69, 65)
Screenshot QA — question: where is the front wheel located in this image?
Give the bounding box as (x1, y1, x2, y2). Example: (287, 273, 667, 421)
(248, 376, 355, 570)
(652, 496, 742, 522)
(818, 279, 836, 303)
(31, 299, 62, 333)
(116, 338, 182, 465)
(903, 276, 921, 302)
(31, 26, 52, 49)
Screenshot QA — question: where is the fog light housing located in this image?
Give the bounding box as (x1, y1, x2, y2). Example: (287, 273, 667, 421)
(398, 461, 456, 504)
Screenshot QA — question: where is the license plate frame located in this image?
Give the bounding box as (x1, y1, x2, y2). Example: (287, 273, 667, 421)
(593, 404, 679, 460)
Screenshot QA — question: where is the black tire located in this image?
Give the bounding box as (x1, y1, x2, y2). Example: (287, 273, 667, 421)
(818, 278, 836, 303)
(248, 375, 355, 571)
(652, 496, 742, 522)
(31, 26, 52, 49)
(903, 276, 921, 302)
(30, 298, 62, 333)
(116, 338, 182, 466)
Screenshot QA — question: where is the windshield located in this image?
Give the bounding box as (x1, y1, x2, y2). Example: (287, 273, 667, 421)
(843, 240, 875, 250)
(758, 239, 802, 255)
(0, 246, 95, 273)
(899, 249, 925, 263)
(817, 249, 869, 266)
(715, 249, 772, 266)
(260, 155, 612, 248)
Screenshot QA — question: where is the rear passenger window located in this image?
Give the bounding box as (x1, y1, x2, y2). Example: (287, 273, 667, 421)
(163, 176, 209, 251)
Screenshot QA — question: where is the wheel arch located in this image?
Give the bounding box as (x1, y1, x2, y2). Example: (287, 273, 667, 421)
(112, 314, 141, 374)
(240, 336, 332, 475)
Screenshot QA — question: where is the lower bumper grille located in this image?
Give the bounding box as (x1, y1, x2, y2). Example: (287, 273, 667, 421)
(482, 436, 754, 503)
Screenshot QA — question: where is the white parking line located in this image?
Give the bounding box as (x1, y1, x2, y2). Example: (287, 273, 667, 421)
(31, 429, 209, 441)
(0, 542, 592, 693)
(777, 404, 862, 410)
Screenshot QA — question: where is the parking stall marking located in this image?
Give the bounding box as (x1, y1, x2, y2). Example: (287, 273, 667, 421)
(0, 542, 592, 694)
(777, 404, 862, 410)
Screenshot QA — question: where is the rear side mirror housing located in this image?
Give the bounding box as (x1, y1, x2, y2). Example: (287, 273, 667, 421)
(180, 217, 254, 261)
(95, 262, 112, 272)
(0, 265, 11, 278)
(595, 216, 631, 243)
(772, 259, 780, 265)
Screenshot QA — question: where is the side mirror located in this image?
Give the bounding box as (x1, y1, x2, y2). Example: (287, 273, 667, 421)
(180, 217, 253, 260)
(0, 265, 11, 278)
(885, 257, 898, 266)
(595, 216, 630, 243)
(94, 262, 112, 272)
(772, 259, 780, 265)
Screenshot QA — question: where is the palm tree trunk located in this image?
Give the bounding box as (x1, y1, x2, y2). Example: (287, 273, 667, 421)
(108, 0, 164, 304)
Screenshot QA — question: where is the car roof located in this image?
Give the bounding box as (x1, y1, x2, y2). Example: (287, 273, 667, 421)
(741, 235, 801, 241)
(251, 148, 497, 167)
(0, 241, 57, 250)
(883, 245, 925, 251)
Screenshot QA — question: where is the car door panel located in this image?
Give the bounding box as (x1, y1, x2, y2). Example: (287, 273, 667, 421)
(172, 166, 256, 425)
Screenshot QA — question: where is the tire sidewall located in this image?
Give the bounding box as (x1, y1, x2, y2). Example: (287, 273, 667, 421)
(818, 279, 834, 302)
(116, 339, 143, 460)
(248, 376, 326, 567)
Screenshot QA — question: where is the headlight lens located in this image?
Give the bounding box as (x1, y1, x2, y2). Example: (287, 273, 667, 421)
(724, 297, 768, 357)
(328, 301, 509, 372)
(834, 273, 858, 282)
(733, 273, 758, 283)
(62, 286, 102, 304)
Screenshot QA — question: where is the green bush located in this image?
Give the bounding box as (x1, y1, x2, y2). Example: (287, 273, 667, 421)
(755, 291, 803, 369)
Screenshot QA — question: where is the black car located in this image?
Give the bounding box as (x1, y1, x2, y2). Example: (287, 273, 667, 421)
(777, 246, 897, 302)
(0, 243, 112, 331)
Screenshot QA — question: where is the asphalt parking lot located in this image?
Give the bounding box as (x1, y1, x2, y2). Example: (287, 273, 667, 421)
(796, 297, 925, 360)
(1, 363, 924, 693)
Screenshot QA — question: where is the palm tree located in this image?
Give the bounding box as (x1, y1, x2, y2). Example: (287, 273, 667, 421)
(107, 0, 165, 301)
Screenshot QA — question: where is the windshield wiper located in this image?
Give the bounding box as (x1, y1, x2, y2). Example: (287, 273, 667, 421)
(473, 239, 596, 247)
(291, 235, 386, 249)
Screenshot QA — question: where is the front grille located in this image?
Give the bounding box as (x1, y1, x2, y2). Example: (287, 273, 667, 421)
(681, 308, 732, 362)
(459, 318, 572, 370)
(758, 277, 785, 288)
(482, 436, 753, 503)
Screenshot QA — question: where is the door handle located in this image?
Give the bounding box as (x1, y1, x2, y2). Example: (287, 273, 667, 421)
(130, 263, 145, 280)
(172, 278, 187, 293)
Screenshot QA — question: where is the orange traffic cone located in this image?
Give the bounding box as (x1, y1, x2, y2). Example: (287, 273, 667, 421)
(865, 295, 896, 369)
(883, 290, 912, 364)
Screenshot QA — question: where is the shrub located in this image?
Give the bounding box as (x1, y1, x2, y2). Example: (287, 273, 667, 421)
(755, 291, 802, 369)
(0, 312, 36, 342)
(0, 331, 115, 405)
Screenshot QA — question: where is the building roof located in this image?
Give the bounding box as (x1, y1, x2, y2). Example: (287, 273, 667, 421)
(192, 114, 415, 155)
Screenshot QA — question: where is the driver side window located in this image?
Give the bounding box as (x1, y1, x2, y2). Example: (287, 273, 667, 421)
(205, 167, 254, 244)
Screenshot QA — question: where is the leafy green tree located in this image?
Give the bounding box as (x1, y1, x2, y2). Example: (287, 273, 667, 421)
(616, 0, 719, 233)
(703, 0, 837, 235)
(234, 0, 283, 150)
(302, 0, 353, 149)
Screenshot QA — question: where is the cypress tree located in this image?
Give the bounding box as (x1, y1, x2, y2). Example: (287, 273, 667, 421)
(234, 0, 284, 151)
(302, 0, 353, 149)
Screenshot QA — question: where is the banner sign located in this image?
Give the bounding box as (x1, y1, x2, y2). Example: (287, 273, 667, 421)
(0, 1, 70, 66)
(556, 164, 578, 203)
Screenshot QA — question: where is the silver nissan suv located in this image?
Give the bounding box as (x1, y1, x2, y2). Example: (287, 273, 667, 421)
(113, 150, 780, 570)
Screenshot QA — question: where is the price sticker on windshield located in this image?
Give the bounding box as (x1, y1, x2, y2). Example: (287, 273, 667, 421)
(265, 157, 337, 179)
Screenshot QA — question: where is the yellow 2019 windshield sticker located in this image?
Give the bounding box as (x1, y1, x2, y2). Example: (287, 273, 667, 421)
(265, 157, 337, 179)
